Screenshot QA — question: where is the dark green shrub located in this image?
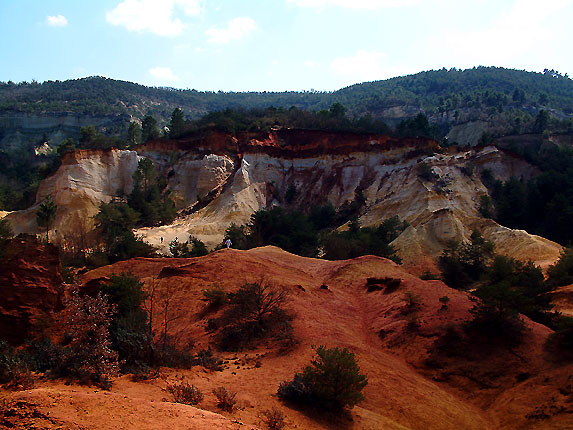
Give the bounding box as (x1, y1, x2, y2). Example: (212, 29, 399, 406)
(25, 338, 64, 373)
(60, 290, 119, 389)
(419, 270, 440, 280)
(100, 272, 151, 372)
(322, 216, 406, 263)
(0, 218, 13, 258)
(278, 346, 368, 412)
(545, 316, 573, 360)
(202, 286, 228, 308)
(547, 248, 573, 287)
(438, 230, 494, 290)
(167, 381, 204, 405)
(170, 236, 208, 257)
(465, 283, 525, 343)
(213, 386, 237, 412)
(479, 195, 494, 218)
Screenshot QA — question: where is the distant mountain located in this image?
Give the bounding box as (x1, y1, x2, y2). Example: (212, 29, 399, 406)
(1, 67, 571, 125)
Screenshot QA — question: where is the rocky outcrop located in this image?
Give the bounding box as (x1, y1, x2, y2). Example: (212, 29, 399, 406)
(0, 235, 63, 345)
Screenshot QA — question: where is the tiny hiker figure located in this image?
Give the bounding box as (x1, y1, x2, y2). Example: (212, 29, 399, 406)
(225, 238, 232, 249)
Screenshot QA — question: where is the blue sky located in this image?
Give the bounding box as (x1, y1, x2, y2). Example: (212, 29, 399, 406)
(1, 0, 571, 91)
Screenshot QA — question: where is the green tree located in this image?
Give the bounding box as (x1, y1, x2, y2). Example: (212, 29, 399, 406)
(128, 158, 176, 226)
(169, 108, 185, 138)
(534, 110, 550, 133)
(142, 115, 160, 142)
(547, 248, 573, 287)
(36, 195, 57, 242)
(57, 138, 75, 158)
(329, 102, 346, 118)
(127, 121, 142, 147)
(214, 281, 292, 350)
(93, 201, 154, 262)
(79, 125, 97, 147)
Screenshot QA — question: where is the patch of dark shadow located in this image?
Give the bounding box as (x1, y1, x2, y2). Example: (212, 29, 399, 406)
(378, 328, 393, 340)
(297, 285, 306, 292)
(319, 284, 330, 290)
(82, 276, 110, 295)
(158, 265, 193, 278)
(365, 277, 401, 294)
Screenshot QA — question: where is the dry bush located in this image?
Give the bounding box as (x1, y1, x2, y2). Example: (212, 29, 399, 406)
(60, 289, 119, 389)
(260, 408, 287, 430)
(0, 344, 34, 391)
(212, 386, 237, 412)
(167, 381, 204, 405)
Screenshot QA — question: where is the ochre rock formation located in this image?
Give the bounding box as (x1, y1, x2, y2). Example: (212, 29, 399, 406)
(0, 235, 63, 345)
(4, 130, 563, 268)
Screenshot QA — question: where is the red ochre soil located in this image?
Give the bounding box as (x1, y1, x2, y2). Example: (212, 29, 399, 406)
(2, 246, 572, 429)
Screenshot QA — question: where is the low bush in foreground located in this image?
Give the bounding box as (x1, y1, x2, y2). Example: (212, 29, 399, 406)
(167, 381, 204, 405)
(278, 345, 367, 412)
(213, 386, 237, 412)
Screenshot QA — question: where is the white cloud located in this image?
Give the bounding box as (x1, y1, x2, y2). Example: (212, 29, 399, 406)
(304, 60, 321, 68)
(436, 0, 571, 68)
(206, 17, 257, 44)
(287, 0, 418, 8)
(331, 50, 386, 81)
(331, 50, 415, 84)
(106, 0, 201, 37)
(149, 66, 178, 81)
(46, 15, 68, 27)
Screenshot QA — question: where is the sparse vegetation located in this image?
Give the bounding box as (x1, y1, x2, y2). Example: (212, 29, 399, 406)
(438, 230, 495, 290)
(167, 381, 204, 405)
(202, 286, 228, 308)
(169, 236, 208, 257)
(213, 281, 293, 350)
(212, 386, 237, 412)
(260, 408, 287, 430)
(0, 342, 34, 390)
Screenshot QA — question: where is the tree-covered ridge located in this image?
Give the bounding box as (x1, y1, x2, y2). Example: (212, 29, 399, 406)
(337, 67, 573, 115)
(1, 67, 571, 121)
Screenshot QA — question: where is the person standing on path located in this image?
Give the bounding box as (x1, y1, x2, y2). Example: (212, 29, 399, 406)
(225, 238, 232, 249)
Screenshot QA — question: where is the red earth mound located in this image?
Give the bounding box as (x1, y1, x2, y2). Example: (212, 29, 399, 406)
(2, 246, 571, 429)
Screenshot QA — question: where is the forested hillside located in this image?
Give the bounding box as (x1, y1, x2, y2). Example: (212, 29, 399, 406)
(1, 67, 571, 123)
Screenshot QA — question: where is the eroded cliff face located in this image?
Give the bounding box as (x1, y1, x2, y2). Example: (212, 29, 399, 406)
(5, 149, 140, 238)
(4, 130, 562, 268)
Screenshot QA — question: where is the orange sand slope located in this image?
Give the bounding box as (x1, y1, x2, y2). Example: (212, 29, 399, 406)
(3, 246, 572, 430)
